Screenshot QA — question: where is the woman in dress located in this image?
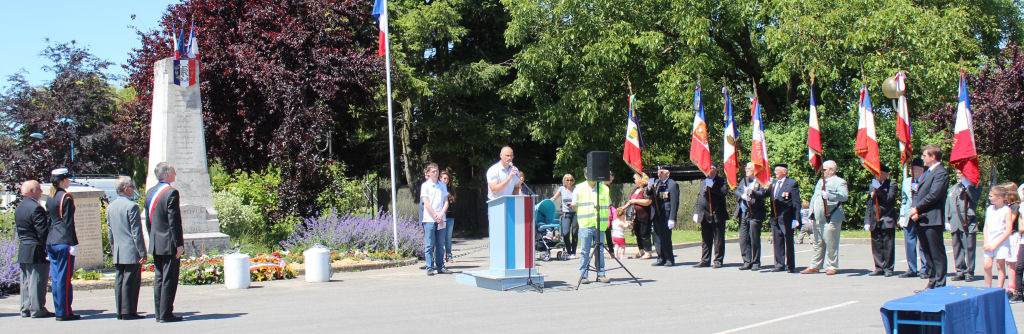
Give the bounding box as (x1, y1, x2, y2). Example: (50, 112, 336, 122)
(620, 172, 653, 259)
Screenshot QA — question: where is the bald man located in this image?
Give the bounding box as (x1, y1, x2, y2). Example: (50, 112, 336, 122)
(16, 180, 53, 318)
(486, 146, 523, 200)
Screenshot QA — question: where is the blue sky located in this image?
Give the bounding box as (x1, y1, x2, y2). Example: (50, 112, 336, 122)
(0, 0, 178, 88)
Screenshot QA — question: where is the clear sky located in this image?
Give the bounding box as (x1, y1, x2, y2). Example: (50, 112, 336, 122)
(0, 0, 179, 88)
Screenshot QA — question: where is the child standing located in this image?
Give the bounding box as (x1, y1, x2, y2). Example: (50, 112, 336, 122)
(984, 184, 1014, 288)
(798, 200, 813, 244)
(612, 207, 628, 259)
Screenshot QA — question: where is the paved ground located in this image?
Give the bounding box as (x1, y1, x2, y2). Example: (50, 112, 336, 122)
(1, 237, 1022, 333)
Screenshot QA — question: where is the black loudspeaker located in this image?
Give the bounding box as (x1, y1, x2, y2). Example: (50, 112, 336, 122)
(586, 151, 611, 181)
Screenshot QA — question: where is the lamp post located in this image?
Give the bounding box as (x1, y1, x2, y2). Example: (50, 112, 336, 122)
(56, 118, 75, 177)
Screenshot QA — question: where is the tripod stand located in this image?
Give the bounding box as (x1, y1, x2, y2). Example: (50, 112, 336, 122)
(503, 263, 544, 293)
(575, 183, 642, 290)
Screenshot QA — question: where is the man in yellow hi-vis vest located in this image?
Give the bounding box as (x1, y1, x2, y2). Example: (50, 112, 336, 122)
(571, 171, 611, 283)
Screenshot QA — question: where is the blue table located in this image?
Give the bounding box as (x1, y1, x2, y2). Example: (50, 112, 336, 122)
(880, 286, 1017, 333)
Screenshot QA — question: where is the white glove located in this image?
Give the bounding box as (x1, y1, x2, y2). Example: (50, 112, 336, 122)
(692, 214, 699, 223)
(945, 223, 951, 231)
(911, 183, 919, 192)
(791, 220, 799, 229)
(864, 224, 871, 231)
(69, 246, 77, 256)
(742, 194, 751, 201)
(668, 220, 676, 229)
(898, 217, 908, 228)
(870, 179, 881, 190)
(705, 179, 714, 188)
(821, 190, 830, 199)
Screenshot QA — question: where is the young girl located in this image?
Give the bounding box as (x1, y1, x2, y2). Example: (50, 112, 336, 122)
(1002, 182, 1021, 295)
(798, 199, 813, 244)
(983, 184, 1014, 288)
(611, 207, 629, 259)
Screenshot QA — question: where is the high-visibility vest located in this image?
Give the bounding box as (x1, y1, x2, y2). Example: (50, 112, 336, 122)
(575, 182, 610, 231)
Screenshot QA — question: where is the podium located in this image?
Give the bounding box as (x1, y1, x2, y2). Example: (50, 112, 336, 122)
(456, 195, 545, 290)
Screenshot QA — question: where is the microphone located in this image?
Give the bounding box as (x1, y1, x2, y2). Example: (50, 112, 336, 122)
(510, 163, 533, 195)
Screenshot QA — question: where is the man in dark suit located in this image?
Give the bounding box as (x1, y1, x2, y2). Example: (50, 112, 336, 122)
(145, 162, 185, 323)
(650, 165, 679, 267)
(946, 168, 980, 282)
(866, 165, 898, 277)
(735, 162, 768, 270)
(108, 176, 146, 320)
(768, 163, 801, 272)
(15, 180, 53, 318)
(694, 162, 729, 268)
(909, 144, 950, 290)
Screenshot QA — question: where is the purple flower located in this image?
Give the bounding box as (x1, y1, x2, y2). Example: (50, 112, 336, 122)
(280, 211, 423, 258)
(0, 237, 18, 295)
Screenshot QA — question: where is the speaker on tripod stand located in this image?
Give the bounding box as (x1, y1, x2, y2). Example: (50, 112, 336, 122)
(576, 151, 642, 289)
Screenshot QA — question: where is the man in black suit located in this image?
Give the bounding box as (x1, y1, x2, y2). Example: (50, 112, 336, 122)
(908, 144, 950, 290)
(866, 165, 898, 277)
(15, 180, 53, 318)
(650, 165, 679, 267)
(735, 162, 768, 270)
(694, 162, 729, 268)
(145, 162, 185, 323)
(768, 163, 801, 272)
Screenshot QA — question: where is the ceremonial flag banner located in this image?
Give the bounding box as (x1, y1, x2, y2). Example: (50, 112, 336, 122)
(895, 72, 912, 165)
(722, 87, 739, 188)
(855, 85, 881, 177)
(186, 21, 200, 59)
(372, 0, 388, 57)
(807, 80, 823, 173)
(950, 71, 981, 185)
(750, 96, 771, 186)
(623, 94, 644, 173)
(690, 83, 712, 176)
(172, 21, 180, 60)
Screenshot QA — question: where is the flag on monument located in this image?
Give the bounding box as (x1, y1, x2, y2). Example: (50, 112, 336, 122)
(689, 83, 712, 176)
(172, 20, 180, 60)
(750, 95, 771, 186)
(855, 85, 881, 177)
(722, 87, 739, 189)
(807, 80, 822, 173)
(372, 0, 388, 57)
(186, 21, 200, 59)
(895, 71, 912, 166)
(950, 71, 980, 185)
(623, 94, 644, 173)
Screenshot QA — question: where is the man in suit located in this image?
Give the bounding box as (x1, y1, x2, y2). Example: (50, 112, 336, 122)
(899, 158, 929, 278)
(866, 165, 899, 277)
(803, 160, 849, 275)
(946, 168, 980, 282)
(107, 176, 146, 320)
(693, 162, 729, 268)
(735, 162, 769, 270)
(15, 180, 53, 318)
(650, 165, 679, 267)
(46, 167, 79, 321)
(909, 144, 950, 290)
(768, 164, 800, 272)
(145, 162, 185, 323)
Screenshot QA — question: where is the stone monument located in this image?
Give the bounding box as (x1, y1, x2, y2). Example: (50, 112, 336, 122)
(145, 57, 230, 255)
(40, 184, 104, 270)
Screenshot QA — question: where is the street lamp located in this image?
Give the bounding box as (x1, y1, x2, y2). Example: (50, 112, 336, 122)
(56, 118, 75, 169)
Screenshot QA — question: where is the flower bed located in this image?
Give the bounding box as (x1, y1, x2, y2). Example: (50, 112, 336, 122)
(250, 254, 296, 281)
(0, 237, 17, 295)
(279, 212, 422, 258)
(142, 254, 296, 285)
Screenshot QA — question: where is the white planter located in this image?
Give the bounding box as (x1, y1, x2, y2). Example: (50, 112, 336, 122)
(224, 253, 250, 289)
(303, 247, 332, 282)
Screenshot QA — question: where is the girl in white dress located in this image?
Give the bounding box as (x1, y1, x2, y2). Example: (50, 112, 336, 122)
(983, 185, 1015, 288)
(1002, 182, 1021, 295)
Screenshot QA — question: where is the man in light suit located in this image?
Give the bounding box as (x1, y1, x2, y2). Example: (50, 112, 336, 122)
(803, 160, 849, 275)
(768, 164, 801, 273)
(145, 162, 184, 323)
(946, 168, 980, 282)
(866, 165, 898, 277)
(735, 162, 769, 270)
(909, 144, 950, 290)
(694, 163, 729, 268)
(107, 176, 146, 320)
(650, 165, 679, 267)
(15, 180, 53, 318)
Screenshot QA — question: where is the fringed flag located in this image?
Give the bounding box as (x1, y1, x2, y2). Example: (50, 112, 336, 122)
(855, 85, 881, 177)
(895, 72, 912, 166)
(807, 79, 822, 173)
(750, 95, 771, 186)
(722, 87, 739, 189)
(623, 94, 645, 173)
(690, 83, 712, 176)
(950, 71, 980, 185)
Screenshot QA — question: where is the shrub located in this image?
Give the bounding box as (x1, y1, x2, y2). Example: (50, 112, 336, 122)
(0, 236, 17, 295)
(280, 212, 423, 258)
(317, 162, 381, 217)
(72, 268, 102, 280)
(213, 166, 298, 248)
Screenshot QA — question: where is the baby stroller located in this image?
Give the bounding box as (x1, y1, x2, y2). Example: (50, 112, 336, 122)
(534, 199, 569, 261)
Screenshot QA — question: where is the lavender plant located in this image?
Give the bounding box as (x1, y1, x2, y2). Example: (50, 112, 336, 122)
(0, 237, 18, 295)
(280, 211, 423, 258)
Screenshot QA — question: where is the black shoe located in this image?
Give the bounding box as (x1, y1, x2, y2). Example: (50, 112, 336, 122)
(21, 312, 29, 318)
(120, 314, 145, 320)
(419, 265, 427, 270)
(965, 274, 975, 282)
(30, 311, 54, 318)
(919, 273, 929, 279)
(157, 315, 183, 323)
(426, 269, 435, 276)
(651, 261, 665, 267)
(694, 262, 710, 268)
(712, 262, 723, 268)
(1011, 293, 1023, 302)
(739, 264, 751, 270)
(771, 267, 786, 272)
(437, 269, 454, 274)
(951, 274, 965, 281)
(899, 272, 916, 278)
(869, 270, 884, 276)
(884, 271, 895, 277)
(55, 314, 81, 321)
(666, 261, 675, 267)
(751, 264, 760, 271)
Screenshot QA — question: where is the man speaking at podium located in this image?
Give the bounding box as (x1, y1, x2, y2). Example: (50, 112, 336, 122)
(487, 146, 524, 200)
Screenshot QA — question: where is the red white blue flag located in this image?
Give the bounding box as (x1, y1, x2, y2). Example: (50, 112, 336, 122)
(950, 71, 980, 185)
(855, 85, 881, 177)
(689, 83, 712, 176)
(623, 94, 644, 173)
(807, 79, 822, 173)
(372, 0, 388, 57)
(749, 95, 770, 186)
(722, 87, 739, 189)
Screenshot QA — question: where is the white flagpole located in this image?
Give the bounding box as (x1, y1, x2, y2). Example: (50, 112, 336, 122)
(382, 0, 399, 253)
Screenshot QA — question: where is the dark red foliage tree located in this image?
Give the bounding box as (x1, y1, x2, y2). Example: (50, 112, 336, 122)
(123, 0, 381, 219)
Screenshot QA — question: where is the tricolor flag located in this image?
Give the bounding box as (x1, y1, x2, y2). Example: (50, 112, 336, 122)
(372, 0, 388, 57)
(807, 79, 823, 173)
(950, 71, 980, 185)
(623, 94, 645, 173)
(186, 20, 200, 59)
(722, 87, 739, 189)
(689, 83, 712, 176)
(854, 85, 881, 177)
(171, 20, 180, 60)
(894, 72, 912, 166)
(750, 95, 771, 186)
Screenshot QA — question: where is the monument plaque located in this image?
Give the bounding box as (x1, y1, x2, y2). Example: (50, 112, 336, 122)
(145, 57, 230, 255)
(41, 184, 104, 270)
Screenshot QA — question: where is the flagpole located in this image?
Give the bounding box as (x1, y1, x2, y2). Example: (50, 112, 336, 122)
(383, 0, 399, 252)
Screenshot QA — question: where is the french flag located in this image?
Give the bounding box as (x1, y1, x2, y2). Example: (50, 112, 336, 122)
(623, 94, 644, 173)
(894, 71, 912, 166)
(689, 83, 712, 176)
(722, 87, 739, 189)
(749, 96, 770, 186)
(950, 71, 980, 185)
(372, 0, 388, 57)
(854, 85, 881, 177)
(807, 79, 822, 173)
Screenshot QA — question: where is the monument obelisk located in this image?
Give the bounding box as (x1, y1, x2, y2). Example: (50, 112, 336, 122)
(145, 56, 230, 255)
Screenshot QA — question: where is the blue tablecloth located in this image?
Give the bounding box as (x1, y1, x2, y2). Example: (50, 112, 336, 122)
(880, 286, 1017, 333)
